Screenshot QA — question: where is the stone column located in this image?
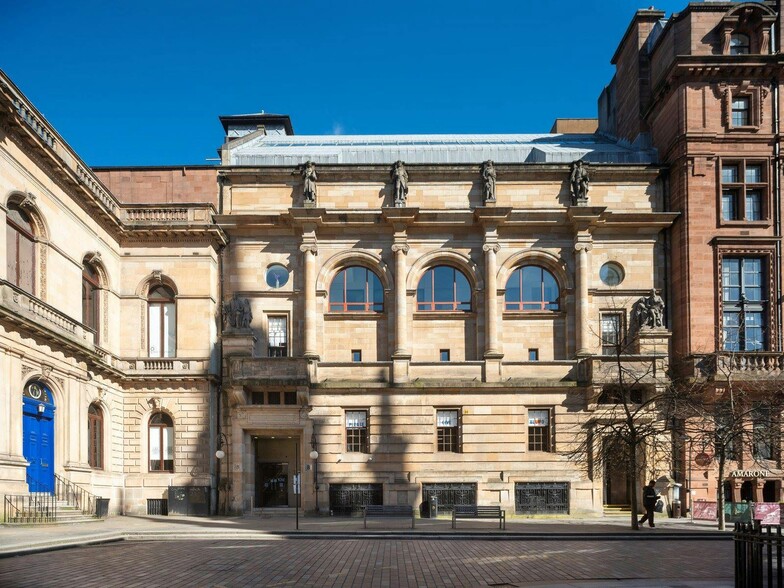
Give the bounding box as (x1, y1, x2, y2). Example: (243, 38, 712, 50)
(574, 240, 593, 356)
(483, 243, 501, 357)
(391, 243, 409, 357)
(300, 244, 319, 358)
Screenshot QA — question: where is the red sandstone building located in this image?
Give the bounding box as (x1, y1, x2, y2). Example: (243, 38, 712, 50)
(601, 1, 784, 508)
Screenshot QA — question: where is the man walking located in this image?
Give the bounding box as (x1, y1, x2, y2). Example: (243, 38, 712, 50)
(639, 480, 659, 528)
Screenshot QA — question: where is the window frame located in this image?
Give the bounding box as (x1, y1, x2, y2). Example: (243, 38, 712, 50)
(82, 264, 101, 345)
(88, 403, 104, 470)
(329, 266, 384, 313)
(345, 409, 369, 453)
(527, 407, 553, 453)
(600, 312, 625, 356)
(147, 285, 177, 358)
(719, 160, 769, 224)
(267, 314, 289, 357)
(416, 265, 472, 312)
(148, 412, 174, 472)
(504, 265, 560, 312)
(721, 256, 768, 351)
(6, 203, 35, 294)
(729, 33, 751, 55)
(436, 408, 461, 453)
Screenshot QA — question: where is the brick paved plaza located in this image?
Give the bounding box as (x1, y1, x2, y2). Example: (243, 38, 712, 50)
(0, 537, 732, 587)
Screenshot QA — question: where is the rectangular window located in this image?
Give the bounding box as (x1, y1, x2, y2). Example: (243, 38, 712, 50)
(346, 410, 369, 453)
(268, 391, 281, 405)
(352, 349, 362, 362)
(753, 405, 774, 460)
(437, 409, 460, 452)
(440, 349, 450, 362)
(722, 257, 767, 351)
(528, 408, 552, 452)
(528, 348, 539, 361)
(715, 408, 737, 462)
(732, 97, 750, 126)
(284, 391, 297, 405)
(720, 161, 767, 222)
(601, 313, 623, 355)
(722, 190, 739, 221)
(268, 316, 288, 357)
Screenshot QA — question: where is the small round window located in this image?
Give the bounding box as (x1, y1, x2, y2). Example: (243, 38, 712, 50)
(600, 262, 624, 287)
(266, 264, 289, 288)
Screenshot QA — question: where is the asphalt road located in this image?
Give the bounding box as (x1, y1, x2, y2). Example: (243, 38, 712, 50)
(0, 537, 733, 587)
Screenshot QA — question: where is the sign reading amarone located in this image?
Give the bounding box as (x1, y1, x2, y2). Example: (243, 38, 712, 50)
(730, 470, 769, 478)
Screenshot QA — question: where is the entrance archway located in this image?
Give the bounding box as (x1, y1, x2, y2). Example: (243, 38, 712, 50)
(22, 381, 55, 493)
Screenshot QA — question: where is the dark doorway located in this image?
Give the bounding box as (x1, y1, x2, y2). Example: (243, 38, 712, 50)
(255, 462, 289, 508)
(603, 439, 630, 505)
(740, 480, 754, 502)
(763, 481, 777, 502)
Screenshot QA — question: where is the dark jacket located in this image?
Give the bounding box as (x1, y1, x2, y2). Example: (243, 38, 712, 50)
(642, 485, 658, 508)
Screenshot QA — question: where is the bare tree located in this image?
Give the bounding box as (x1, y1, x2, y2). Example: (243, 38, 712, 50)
(673, 348, 783, 531)
(564, 299, 676, 530)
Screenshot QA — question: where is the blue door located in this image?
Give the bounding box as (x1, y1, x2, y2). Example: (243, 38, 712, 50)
(22, 382, 55, 493)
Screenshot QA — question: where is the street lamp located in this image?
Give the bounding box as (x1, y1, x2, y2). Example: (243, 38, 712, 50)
(310, 433, 320, 513)
(215, 431, 229, 515)
(682, 434, 693, 522)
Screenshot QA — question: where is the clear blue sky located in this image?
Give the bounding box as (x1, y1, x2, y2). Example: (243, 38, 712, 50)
(3, 0, 685, 166)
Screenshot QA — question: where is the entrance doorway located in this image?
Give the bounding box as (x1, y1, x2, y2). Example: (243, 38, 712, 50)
(22, 381, 55, 493)
(255, 462, 289, 508)
(603, 439, 630, 505)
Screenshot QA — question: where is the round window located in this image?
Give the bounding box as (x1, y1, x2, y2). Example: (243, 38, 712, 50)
(600, 262, 624, 287)
(266, 264, 289, 288)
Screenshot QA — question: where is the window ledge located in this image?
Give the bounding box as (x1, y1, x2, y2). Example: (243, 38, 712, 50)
(503, 311, 564, 319)
(727, 125, 760, 132)
(414, 311, 475, 319)
(719, 220, 772, 228)
(324, 312, 384, 320)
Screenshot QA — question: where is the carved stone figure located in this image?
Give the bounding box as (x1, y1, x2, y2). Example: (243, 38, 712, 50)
(391, 161, 409, 207)
(223, 293, 252, 329)
(481, 160, 496, 203)
(301, 161, 317, 204)
(570, 160, 590, 205)
(632, 289, 665, 330)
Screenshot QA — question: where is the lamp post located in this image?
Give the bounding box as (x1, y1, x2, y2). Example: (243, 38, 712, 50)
(215, 431, 229, 515)
(310, 433, 319, 513)
(682, 434, 693, 522)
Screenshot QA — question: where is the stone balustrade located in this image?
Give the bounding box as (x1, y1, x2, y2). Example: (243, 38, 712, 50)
(13, 98, 55, 148)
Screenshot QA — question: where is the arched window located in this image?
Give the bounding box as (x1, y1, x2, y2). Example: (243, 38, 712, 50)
(149, 412, 174, 472)
(329, 267, 383, 312)
(730, 33, 750, 55)
(148, 285, 176, 357)
(416, 265, 471, 311)
(505, 266, 560, 311)
(6, 202, 35, 293)
(88, 403, 103, 469)
(82, 263, 101, 344)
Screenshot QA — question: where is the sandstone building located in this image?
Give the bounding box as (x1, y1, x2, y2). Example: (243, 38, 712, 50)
(599, 0, 784, 510)
(3, 0, 780, 520)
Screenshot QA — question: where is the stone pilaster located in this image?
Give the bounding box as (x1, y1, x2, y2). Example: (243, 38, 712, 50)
(300, 243, 319, 359)
(574, 238, 593, 356)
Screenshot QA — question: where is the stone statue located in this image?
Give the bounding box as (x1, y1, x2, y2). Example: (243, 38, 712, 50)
(391, 161, 409, 207)
(632, 289, 665, 330)
(481, 160, 496, 203)
(223, 293, 252, 329)
(570, 160, 590, 205)
(300, 161, 317, 204)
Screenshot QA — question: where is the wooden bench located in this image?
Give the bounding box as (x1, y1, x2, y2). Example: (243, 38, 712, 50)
(364, 505, 415, 529)
(451, 505, 506, 529)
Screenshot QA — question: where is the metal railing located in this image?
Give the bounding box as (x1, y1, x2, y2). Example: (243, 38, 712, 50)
(735, 521, 783, 587)
(3, 493, 57, 523)
(54, 473, 96, 515)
